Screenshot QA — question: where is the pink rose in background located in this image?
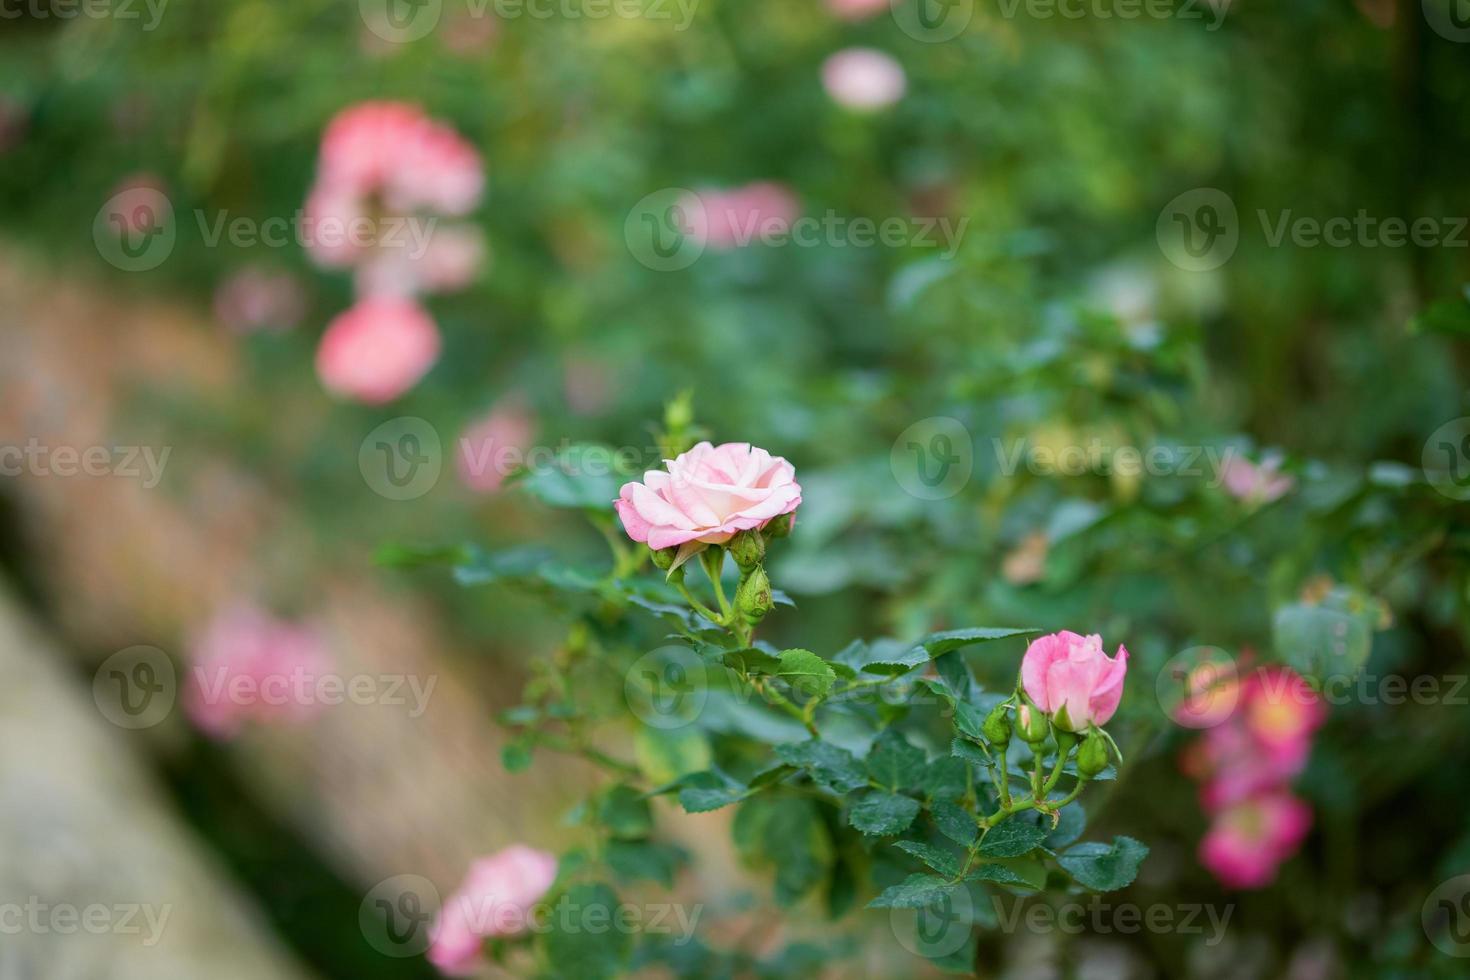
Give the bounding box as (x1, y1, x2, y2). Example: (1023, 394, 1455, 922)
(214, 267, 308, 334)
(822, 48, 907, 111)
(428, 845, 558, 976)
(1221, 453, 1294, 504)
(185, 605, 331, 740)
(1020, 631, 1129, 731)
(316, 102, 484, 217)
(682, 182, 800, 250)
(1199, 792, 1313, 889)
(356, 224, 488, 298)
(315, 297, 441, 403)
(456, 399, 537, 493)
(826, 0, 889, 20)
(1242, 667, 1326, 750)
(302, 182, 370, 269)
(615, 442, 802, 563)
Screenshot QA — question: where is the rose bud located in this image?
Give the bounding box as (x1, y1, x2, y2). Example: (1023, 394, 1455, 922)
(1020, 631, 1129, 733)
(1077, 729, 1110, 780)
(982, 703, 1012, 748)
(1016, 702, 1050, 744)
(736, 565, 774, 626)
(728, 530, 765, 572)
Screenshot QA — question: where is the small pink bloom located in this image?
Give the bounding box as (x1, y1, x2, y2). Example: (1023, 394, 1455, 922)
(1221, 453, 1294, 504)
(315, 297, 441, 403)
(355, 224, 488, 298)
(317, 101, 484, 217)
(1020, 631, 1129, 731)
(1199, 792, 1312, 889)
(615, 442, 802, 562)
(826, 0, 889, 20)
(214, 267, 308, 334)
(303, 182, 371, 269)
(1242, 666, 1325, 751)
(185, 605, 331, 740)
(822, 48, 907, 111)
(428, 846, 558, 976)
(682, 182, 800, 250)
(1196, 722, 1310, 812)
(456, 400, 536, 493)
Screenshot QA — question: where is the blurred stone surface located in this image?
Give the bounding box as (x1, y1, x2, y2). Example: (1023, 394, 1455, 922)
(0, 584, 314, 980)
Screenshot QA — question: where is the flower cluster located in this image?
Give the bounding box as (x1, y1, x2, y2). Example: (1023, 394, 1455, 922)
(304, 102, 486, 403)
(1181, 664, 1325, 888)
(184, 604, 331, 739)
(429, 845, 558, 976)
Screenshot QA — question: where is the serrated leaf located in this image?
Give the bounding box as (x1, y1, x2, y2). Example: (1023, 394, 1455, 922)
(677, 784, 747, 813)
(634, 728, 712, 785)
(1046, 802, 1087, 850)
(715, 646, 782, 674)
(848, 791, 921, 836)
(598, 784, 653, 839)
(1058, 836, 1149, 892)
(604, 840, 685, 888)
(777, 649, 837, 698)
(867, 873, 956, 909)
(868, 729, 926, 791)
(950, 737, 990, 767)
(965, 862, 1039, 888)
(776, 740, 868, 793)
(541, 882, 631, 980)
(513, 445, 628, 511)
(933, 650, 977, 702)
(922, 756, 969, 804)
(917, 627, 1039, 657)
(931, 800, 980, 847)
(893, 841, 965, 878)
(979, 818, 1048, 858)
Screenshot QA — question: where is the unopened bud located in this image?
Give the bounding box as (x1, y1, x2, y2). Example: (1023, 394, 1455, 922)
(1016, 703, 1050, 744)
(729, 531, 765, 572)
(763, 513, 793, 540)
(650, 546, 676, 571)
(981, 704, 1012, 747)
(1076, 730, 1109, 780)
(735, 566, 774, 626)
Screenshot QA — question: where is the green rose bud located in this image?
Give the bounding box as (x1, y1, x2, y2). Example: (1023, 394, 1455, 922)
(728, 531, 765, 572)
(763, 513, 793, 540)
(1016, 702, 1050, 744)
(1076, 730, 1109, 780)
(981, 703, 1012, 747)
(735, 565, 774, 626)
(649, 545, 676, 571)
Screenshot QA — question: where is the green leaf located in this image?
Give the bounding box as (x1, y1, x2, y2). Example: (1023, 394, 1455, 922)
(979, 817, 1048, 858)
(765, 798, 834, 905)
(513, 444, 628, 511)
(373, 543, 473, 569)
(1273, 587, 1379, 685)
(541, 882, 631, 980)
(634, 728, 712, 785)
(598, 784, 653, 839)
(922, 756, 970, 804)
(677, 784, 747, 813)
(1058, 836, 1150, 891)
(776, 740, 868, 793)
(1046, 803, 1087, 850)
(893, 840, 965, 878)
(965, 861, 1042, 888)
(867, 729, 926, 791)
(867, 874, 956, 909)
(604, 840, 685, 888)
(716, 646, 782, 674)
(452, 545, 556, 586)
(917, 627, 1039, 657)
(1411, 296, 1470, 336)
(933, 650, 978, 703)
(776, 649, 837, 699)
(950, 737, 990, 767)
(930, 801, 980, 847)
(501, 741, 532, 773)
(848, 791, 921, 836)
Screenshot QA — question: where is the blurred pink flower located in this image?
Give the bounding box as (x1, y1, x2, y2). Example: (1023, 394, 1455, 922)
(826, 0, 889, 20)
(104, 175, 170, 237)
(317, 101, 484, 216)
(185, 605, 331, 740)
(682, 182, 800, 250)
(1020, 631, 1129, 731)
(1199, 792, 1312, 889)
(1221, 453, 1294, 504)
(214, 267, 308, 334)
(822, 48, 907, 111)
(302, 182, 370, 269)
(1242, 666, 1326, 751)
(428, 846, 558, 976)
(315, 297, 441, 403)
(456, 400, 536, 493)
(355, 224, 487, 298)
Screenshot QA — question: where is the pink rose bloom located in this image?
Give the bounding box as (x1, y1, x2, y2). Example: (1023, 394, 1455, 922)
(1221, 453, 1294, 504)
(214, 267, 307, 334)
(315, 297, 441, 403)
(317, 101, 484, 217)
(615, 442, 802, 563)
(683, 182, 800, 250)
(185, 605, 331, 740)
(1242, 666, 1325, 751)
(1021, 631, 1129, 731)
(428, 846, 558, 976)
(1196, 722, 1311, 812)
(826, 0, 889, 20)
(822, 48, 907, 111)
(356, 224, 488, 298)
(456, 400, 536, 493)
(1199, 792, 1312, 889)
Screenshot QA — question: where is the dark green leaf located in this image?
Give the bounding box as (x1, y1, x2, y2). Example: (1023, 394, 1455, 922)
(848, 791, 921, 836)
(598, 784, 653, 839)
(1058, 836, 1150, 891)
(893, 840, 965, 878)
(1045, 803, 1087, 849)
(541, 882, 631, 980)
(915, 627, 1040, 657)
(777, 649, 837, 698)
(931, 801, 980, 847)
(922, 756, 970, 804)
(867, 874, 956, 909)
(677, 784, 747, 813)
(604, 840, 685, 888)
(979, 818, 1048, 858)
(513, 445, 628, 510)
(867, 729, 926, 791)
(776, 740, 868, 793)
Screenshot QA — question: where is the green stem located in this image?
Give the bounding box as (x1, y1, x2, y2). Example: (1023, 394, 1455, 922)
(756, 677, 817, 736)
(701, 550, 733, 622)
(673, 580, 722, 626)
(1043, 733, 1078, 795)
